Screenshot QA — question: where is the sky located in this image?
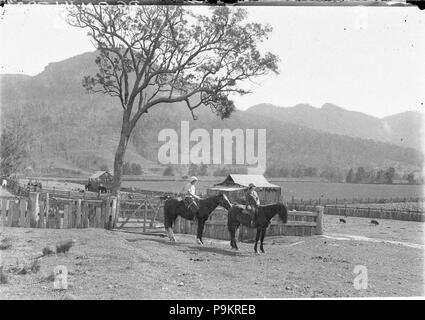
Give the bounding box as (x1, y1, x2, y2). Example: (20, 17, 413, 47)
(1, 5, 424, 118)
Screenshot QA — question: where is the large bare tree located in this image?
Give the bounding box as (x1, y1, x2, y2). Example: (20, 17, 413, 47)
(67, 5, 279, 193)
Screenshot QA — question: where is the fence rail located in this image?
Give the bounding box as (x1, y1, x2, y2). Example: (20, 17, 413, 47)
(288, 196, 425, 206)
(324, 205, 425, 222)
(117, 195, 165, 231)
(289, 203, 425, 222)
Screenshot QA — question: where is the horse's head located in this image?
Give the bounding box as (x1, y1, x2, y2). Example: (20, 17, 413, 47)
(278, 203, 288, 224)
(217, 193, 232, 210)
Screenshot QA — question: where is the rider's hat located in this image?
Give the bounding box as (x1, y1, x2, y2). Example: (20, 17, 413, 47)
(249, 183, 256, 188)
(190, 176, 198, 182)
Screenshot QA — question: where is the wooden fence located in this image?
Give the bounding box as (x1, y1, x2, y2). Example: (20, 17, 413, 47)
(0, 193, 118, 229)
(117, 195, 165, 232)
(173, 206, 324, 241)
(288, 196, 425, 207)
(289, 203, 424, 222)
(324, 205, 425, 222)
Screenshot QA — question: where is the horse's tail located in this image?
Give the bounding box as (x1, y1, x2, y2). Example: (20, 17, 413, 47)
(279, 203, 288, 224)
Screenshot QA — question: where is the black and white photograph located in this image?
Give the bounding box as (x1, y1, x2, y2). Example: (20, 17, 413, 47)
(0, 0, 424, 302)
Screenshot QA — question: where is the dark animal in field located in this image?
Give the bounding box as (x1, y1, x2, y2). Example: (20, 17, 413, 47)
(0, 266, 8, 284)
(339, 218, 346, 223)
(370, 220, 379, 226)
(42, 246, 55, 256)
(227, 203, 288, 254)
(98, 185, 107, 193)
(56, 239, 76, 254)
(163, 193, 232, 245)
(84, 184, 89, 191)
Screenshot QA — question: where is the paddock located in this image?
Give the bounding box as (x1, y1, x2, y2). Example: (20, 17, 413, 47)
(0, 214, 423, 299)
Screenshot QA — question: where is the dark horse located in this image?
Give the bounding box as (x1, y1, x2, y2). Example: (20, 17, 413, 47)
(164, 193, 232, 245)
(227, 203, 288, 253)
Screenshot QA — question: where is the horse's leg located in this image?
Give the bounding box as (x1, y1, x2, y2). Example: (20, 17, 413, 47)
(260, 227, 266, 253)
(166, 226, 177, 242)
(170, 227, 177, 242)
(233, 226, 239, 250)
(196, 219, 205, 245)
(228, 225, 234, 248)
(234, 225, 239, 250)
(229, 225, 237, 250)
(166, 227, 172, 241)
(254, 227, 261, 254)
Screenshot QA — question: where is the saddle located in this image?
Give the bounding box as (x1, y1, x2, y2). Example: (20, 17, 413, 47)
(236, 204, 257, 217)
(236, 204, 258, 227)
(183, 197, 199, 214)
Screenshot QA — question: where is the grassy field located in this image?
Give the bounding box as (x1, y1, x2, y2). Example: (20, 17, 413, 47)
(19, 175, 424, 202)
(345, 202, 425, 212)
(121, 179, 424, 202)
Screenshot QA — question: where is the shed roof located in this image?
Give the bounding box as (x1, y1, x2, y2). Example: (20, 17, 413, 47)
(89, 171, 113, 179)
(215, 174, 280, 189)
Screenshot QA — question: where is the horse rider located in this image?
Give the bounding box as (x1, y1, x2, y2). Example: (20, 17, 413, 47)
(180, 176, 201, 214)
(246, 183, 260, 227)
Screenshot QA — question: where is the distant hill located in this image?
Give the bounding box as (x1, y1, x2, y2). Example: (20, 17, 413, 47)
(246, 103, 424, 151)
(0, 51, 423, 176)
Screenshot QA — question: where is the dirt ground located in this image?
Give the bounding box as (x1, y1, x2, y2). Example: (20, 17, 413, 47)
(0, 215, 423, 299)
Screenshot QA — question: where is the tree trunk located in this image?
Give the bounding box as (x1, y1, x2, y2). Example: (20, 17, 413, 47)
(112, 122, 131, 195)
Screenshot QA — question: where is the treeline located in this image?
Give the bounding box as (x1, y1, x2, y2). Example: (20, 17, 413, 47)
(0, 114, 31, 176)
(346, 167, 424, 185)
(163, 163, 248, 177)
(346, 167, 397, 184)
(265, 165, 344, 182)
(122, 162, 143, 175)
(212, 166, 248, 176)
(265, 164, 423, 185)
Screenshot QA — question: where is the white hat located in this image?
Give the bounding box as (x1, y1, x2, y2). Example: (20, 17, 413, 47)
(190, 176, 198, 182)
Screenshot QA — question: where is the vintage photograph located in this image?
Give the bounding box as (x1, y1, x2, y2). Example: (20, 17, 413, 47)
(0, 1, 424, 300)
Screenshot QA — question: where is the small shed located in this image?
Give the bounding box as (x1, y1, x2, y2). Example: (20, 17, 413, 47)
(207, 174, 281, 205)
(87, 171, 114, 191)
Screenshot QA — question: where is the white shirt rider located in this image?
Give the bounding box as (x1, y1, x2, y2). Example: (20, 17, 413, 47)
(181, 177, 201, 200)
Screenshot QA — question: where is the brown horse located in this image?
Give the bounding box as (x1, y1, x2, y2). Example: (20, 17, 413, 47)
(164, 193, 232, 245)
(227, 203, 288, 253)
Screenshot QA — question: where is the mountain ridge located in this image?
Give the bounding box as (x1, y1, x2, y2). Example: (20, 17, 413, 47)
(0, 51, 423, 176)
(246, 102, 424, 150)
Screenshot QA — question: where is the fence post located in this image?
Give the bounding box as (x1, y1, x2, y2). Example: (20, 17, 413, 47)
(116, 191, 121, 219)
(111, 197, 117, 229)
(144, 194, 148, 233)
(29, 192, 39, 228)
(76, 199, 82, 228)
(315, 206, 324, 235)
